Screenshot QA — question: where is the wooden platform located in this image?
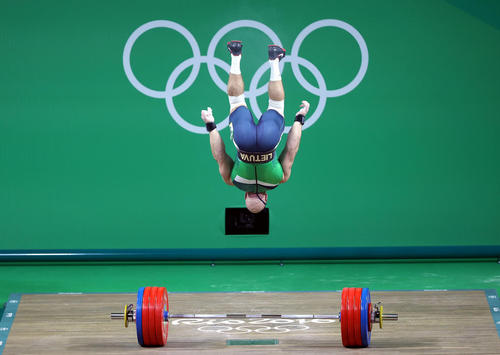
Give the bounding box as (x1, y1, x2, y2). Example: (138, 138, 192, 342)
(1, 290, 499, 354)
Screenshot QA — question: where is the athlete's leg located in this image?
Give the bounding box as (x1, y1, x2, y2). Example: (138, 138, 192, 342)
(227, 41, 246, 114)
(227, 41, 256, 151)
(256, 45, 286, 152)
(257, 109, 285, 152)
(230, 106, 257, 152)
(267, 45, 285, 116)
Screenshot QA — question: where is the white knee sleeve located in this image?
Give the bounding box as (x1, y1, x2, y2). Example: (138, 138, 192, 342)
(268, 99, 284, 116)
(229, 94, 246, 112)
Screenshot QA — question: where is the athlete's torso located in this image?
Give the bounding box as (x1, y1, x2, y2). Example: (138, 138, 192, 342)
(228, 107, 285, 193)
(231, 155, 283, 193)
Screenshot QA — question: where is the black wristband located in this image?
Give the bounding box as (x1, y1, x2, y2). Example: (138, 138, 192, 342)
(295, 114, 305, 125)
(206, 122, 217, 132)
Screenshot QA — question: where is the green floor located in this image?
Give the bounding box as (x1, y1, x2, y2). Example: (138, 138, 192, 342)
(1, 259, 499, 306)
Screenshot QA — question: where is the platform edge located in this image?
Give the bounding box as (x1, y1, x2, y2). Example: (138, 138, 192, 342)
(0, 294, 21, 355)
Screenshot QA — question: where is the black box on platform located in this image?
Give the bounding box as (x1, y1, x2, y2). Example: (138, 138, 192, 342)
(225, 208, 269, 235)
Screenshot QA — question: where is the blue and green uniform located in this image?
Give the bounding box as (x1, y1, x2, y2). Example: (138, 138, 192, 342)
(229, 106, 284, 193)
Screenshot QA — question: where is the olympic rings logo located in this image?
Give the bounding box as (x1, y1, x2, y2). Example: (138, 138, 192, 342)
(171, 318, 336, 334)
(123, 20, 369, 134)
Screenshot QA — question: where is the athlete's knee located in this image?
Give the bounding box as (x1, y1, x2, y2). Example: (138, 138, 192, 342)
(229, 94, 247, 113)
(267, 99, 284, 117)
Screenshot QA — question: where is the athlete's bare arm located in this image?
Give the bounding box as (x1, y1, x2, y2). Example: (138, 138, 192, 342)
(279, 101, 310, 183)
(201, 107, 234, 186)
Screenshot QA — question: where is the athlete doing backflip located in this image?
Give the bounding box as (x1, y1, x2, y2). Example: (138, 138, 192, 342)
(201, 41, 310, 213)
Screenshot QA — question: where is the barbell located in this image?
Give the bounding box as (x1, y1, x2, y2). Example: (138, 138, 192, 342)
(110, 286, 398, 348)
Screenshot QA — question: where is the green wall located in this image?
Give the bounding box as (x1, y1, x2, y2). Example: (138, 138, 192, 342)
(1, 0, 499, 250)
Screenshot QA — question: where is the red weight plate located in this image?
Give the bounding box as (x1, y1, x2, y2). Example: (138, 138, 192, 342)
(353, 288, 362, 346)
(156, 287, 167, 346)
(157, 287, 168, 345)
(347, 287, 356, 346)
(153, 287, 161, 345)
(149, 286, 158, 346)
(148, 286, 156, 346)
(142, 287, 152, 346)
(153, 286, 163, 346)
(341, 288, 349, 346)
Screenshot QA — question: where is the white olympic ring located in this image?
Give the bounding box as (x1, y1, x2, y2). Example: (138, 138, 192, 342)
(196, 324, 310, 334)
(123, 19, 369, 134)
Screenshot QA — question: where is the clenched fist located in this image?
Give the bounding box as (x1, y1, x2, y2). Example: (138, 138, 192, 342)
(201, 107, 214, 123)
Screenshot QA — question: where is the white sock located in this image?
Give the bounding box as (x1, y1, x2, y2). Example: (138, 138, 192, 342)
(269, 58, 281, 81)
(230, 54, 241, 75)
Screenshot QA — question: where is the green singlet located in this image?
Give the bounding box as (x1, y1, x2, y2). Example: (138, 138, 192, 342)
(231, 155, 284, 193)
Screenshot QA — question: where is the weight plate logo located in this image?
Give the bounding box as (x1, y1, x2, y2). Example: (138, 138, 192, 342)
(123, 20, 369, 134)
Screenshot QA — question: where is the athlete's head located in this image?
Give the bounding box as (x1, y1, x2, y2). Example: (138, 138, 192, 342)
(245, 192, 268, 214)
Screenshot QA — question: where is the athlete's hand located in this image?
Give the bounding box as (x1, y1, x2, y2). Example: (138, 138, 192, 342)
(201, 107, 214, 123)
(295, 100, 310, 116)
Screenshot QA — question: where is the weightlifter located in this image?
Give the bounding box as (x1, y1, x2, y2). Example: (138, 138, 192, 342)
(201, 41, 310, 213)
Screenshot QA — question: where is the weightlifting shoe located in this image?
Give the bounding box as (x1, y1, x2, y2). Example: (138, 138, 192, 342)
(268, 45, 286, 61)
(227, 40, 243, 55)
